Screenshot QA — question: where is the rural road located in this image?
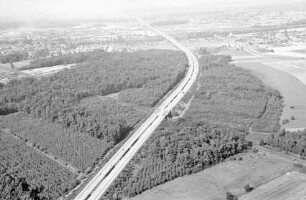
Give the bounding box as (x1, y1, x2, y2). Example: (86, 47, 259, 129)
(74, 19, 199, 200)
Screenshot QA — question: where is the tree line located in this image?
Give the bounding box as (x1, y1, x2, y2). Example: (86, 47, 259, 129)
(0, 51, 29, 64)
(265, 129, 306, 157)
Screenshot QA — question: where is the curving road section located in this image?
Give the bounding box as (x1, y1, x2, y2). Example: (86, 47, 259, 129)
(74, 19, 199, 200)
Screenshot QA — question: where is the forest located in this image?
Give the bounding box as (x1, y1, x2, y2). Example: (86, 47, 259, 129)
(103, 121, 249, 199)
(188, 55, 283, 132)
(0, 51, 29, 64)
(0, 49, 186, 199)
(101, 55, 283, 199)
(0, 173, 43, 200)
(0, 129, 77, 199)
(0, 51, 284, 199)
(1, 112, 111, 171)
(265, 129, 306, 157)
(0, 50, 186, 146)
(0, 97, 147, 171)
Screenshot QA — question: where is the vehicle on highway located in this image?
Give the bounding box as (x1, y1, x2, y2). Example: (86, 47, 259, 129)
(74, 19, 199, 200)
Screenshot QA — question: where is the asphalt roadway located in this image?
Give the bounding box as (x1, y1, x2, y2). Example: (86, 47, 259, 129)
(74, 19, 199, 200)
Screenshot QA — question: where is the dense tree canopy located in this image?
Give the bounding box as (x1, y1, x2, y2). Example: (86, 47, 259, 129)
(0, 173, 44, 200)
(186, 55, 282, 132)
(0, 51, 29, 64)
(0, 50, 186, 146)
(0, 50, 187, 199)
(103, 120, 249, 199)
(266, 129, 306, 157)
(0, 129, 77, 199)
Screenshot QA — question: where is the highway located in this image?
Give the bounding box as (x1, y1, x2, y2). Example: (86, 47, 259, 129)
(74, 19, 199, 200)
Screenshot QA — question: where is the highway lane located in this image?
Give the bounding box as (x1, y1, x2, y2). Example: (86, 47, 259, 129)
(74, 19, 199, 200)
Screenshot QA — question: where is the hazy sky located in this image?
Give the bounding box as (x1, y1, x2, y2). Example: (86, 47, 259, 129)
(0, 0, 192, 18)
(0, 0, 299, 19)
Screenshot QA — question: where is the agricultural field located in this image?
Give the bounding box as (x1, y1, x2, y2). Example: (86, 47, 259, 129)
(289, 60, 306, 68)
(130, 151, 295, 200)
(240, 171, 306, 200)
(262, 60, 306, 85)
(255, 48, 272, 53)
(180, 39, 230, 53)
(237, 61, 306, 129)
(216, 46, 253, 57)
(266, 49, 306, 58)
(0, 129, 78, 199)
(293, 49, 306, 54)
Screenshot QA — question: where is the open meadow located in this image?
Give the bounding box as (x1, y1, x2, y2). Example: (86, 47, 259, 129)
(262, 60, 306, 85)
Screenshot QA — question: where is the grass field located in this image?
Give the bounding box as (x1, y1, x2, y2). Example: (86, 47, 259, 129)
(236, 62, 306, 129)
(267, 51, 306, 58)
(262, 61, 306, 85)
(0, 64, 25, 83)
(240, 171, 306, 200)
(2, 60, 31, 69)
(255, 48, 272, 53)
(1, 60, 31, 69)
(0, 64, 14, 73)
(0, 64, 16, 77)
(129, 151, 294, 200)
(282, 60, 306, 68)
(293, 49, 306, 54)
(217, 47, 253, 57)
